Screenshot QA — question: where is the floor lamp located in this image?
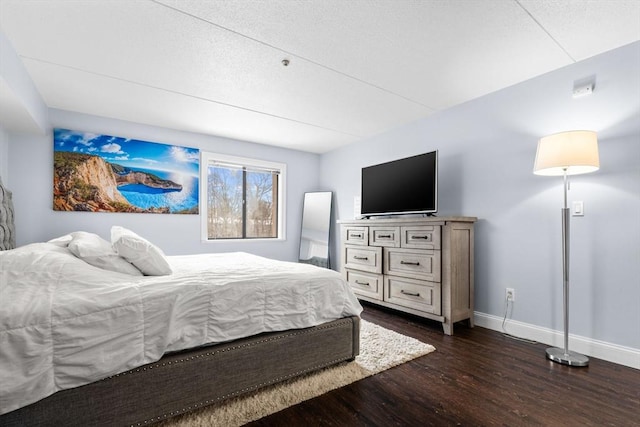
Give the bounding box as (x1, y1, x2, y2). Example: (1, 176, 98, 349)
(533, 130, 599, 367)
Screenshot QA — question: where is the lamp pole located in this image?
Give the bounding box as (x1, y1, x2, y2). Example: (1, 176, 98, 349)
(545, 169, 589, 366)
(562, 170, 570, 356)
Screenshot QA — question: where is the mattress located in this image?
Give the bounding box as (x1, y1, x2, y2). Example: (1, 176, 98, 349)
(0, 243, 363, 415)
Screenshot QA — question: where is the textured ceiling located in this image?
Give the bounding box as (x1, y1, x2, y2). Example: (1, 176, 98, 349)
(1, 0, 639, 153)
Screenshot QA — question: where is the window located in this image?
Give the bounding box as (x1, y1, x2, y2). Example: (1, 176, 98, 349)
(201, 152, 286, 241)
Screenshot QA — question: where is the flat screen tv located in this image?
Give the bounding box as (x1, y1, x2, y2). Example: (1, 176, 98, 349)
(361, 151, 438, 217)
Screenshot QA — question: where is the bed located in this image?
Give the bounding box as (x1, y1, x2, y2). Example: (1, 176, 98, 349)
(0, 230, 362, 426)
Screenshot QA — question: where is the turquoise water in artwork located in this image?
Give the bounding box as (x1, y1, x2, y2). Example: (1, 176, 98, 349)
(118, 168, 199, 213)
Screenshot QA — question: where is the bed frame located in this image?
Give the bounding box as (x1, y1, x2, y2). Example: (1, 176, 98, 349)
(1, 316, 360, 426)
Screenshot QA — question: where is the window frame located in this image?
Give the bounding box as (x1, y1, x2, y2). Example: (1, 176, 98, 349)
(200, 151, 286, 242)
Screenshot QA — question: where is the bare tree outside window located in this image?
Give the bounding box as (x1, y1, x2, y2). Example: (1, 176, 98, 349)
(206, 161, 280, 240)
(207, 166, 243, 239)
(246, 170, 277, 238)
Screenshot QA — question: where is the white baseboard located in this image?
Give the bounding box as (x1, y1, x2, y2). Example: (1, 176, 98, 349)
(474, 311, 640, 370)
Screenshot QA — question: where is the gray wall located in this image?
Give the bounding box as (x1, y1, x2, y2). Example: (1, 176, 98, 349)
(320, 42, 640, 349)
(8, 109, 321, 261)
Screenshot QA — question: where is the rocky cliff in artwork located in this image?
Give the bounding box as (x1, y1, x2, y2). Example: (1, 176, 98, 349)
(114, 169, 182, 191)
(53, 152, 171, 213)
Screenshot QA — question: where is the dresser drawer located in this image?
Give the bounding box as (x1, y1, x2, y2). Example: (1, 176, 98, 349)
(401, 225, 441, 250)
(343, 246, 382, 273)
(345, 269, 383, 300)
(384, 248, 441, 281)
(385, 276, 441, 315)
(342, 226, 368, 246)
(370, 226, 400, 247)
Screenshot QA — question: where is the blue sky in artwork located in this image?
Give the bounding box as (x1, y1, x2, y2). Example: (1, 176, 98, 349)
(54, 128, 199, 176)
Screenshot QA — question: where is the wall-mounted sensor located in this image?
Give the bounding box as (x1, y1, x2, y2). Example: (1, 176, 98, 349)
(573, 83, 594, 98)
(573, 76, 596, 98)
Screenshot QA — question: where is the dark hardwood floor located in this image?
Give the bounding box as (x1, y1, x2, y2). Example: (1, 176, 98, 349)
(249, 302, 639, 426)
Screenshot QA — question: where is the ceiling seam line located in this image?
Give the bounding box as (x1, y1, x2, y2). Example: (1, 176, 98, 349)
(22, 56, 361, 139)
(514, 0, 576, 63)
(151, 0, 438, 111)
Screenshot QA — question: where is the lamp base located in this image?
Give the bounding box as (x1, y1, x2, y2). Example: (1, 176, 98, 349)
(546, 347, 589, 367)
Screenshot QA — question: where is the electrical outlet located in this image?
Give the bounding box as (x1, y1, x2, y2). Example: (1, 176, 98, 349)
(506, 288, 515, 302)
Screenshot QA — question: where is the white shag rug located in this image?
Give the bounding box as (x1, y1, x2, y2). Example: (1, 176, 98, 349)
(161, 320, 435, 427)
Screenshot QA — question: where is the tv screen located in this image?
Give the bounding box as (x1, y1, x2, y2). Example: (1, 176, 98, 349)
(361, 151, 437, 217)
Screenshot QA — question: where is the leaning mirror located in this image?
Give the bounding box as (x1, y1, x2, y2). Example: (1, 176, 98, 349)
(298, 191, 332, 269)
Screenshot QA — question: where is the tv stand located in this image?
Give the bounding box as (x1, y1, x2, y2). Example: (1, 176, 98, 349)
(338, 216, 476, 335)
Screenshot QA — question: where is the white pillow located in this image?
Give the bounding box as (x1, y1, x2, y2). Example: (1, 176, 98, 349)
(111, 226, 172, 276)
(47, 234, 73, 247)
(67, 231, 143, 276)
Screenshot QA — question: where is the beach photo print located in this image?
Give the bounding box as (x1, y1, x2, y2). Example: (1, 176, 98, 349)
(53, 128, 199, 214)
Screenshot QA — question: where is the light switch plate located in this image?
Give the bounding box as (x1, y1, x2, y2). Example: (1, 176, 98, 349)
(572, 201, 584, 216)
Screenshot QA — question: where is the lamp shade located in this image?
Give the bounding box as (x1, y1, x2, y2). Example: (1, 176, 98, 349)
(534, 130, 600, 176)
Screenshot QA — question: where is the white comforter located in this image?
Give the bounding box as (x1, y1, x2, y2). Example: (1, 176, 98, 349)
(0, 243, 362, 415)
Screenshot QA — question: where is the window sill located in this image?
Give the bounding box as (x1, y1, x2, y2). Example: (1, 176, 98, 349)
(201, 237, 287, 244)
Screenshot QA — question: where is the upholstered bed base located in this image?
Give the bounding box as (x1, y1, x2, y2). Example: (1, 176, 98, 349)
(0, 177, 16, 251)
(1, 316, 360, 426)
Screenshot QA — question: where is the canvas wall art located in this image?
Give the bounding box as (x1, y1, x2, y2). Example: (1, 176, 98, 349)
(53, 128, 199, 214)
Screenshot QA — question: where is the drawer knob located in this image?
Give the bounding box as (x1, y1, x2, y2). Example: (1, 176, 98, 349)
(400, 260, 420, 266)
(400, 290, 420, 297)
(378, 234, 392, 239)
(353, 256, 369, 261)
(350, 233, 363, 238)
(355, 280, 370, 286)
(411, 236, 429, 240)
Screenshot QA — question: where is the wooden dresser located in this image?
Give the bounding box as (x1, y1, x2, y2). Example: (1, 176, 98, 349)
(338, 216, 476, 335)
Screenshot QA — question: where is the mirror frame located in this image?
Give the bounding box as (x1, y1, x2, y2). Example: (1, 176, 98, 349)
(298, 191, 333, 269)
